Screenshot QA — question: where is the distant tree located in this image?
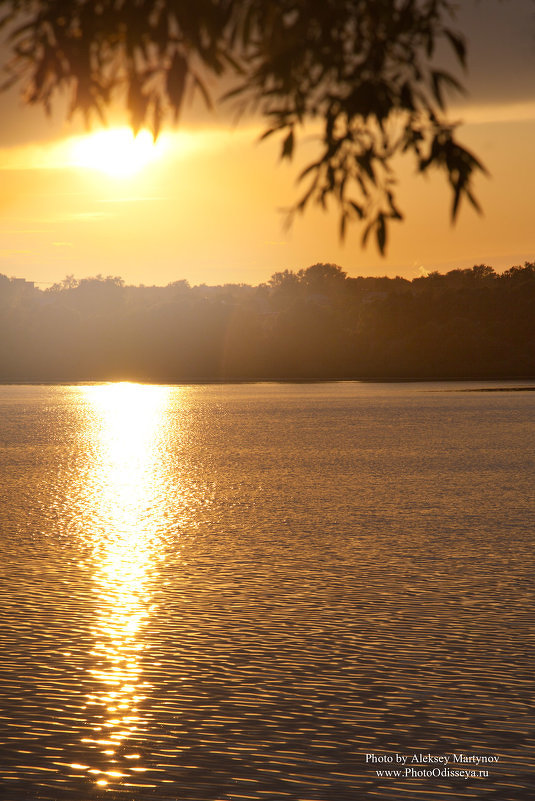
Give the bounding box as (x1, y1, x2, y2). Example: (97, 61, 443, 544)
(502, 262, 535, 283)
(0, 0, 485, 251)
(77, 274, 125, 288)
(298, 263, 346, 281)
(1, 264, 535, 380)
(268, 269, 301, 292)
(47, 274, 79, 292)
(167, 279, 190, 291)
(470, 264, 496, 281)
(297, 263, 347, 294)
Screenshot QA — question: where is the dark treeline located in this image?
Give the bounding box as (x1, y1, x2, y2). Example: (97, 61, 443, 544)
(1, 262, 534, 381)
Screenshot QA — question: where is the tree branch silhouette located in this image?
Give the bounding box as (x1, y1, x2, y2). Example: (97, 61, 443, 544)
(0, 0, 486, 252)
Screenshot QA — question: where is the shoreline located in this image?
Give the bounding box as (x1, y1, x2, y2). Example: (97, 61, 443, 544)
(1, 377, 535, 389)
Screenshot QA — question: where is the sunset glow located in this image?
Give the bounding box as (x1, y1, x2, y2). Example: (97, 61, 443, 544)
(68, 128, 167, 177)
(0, 1, 532, 287)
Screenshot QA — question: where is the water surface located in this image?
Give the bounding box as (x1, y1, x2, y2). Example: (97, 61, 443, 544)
(0, 381, 534, 800)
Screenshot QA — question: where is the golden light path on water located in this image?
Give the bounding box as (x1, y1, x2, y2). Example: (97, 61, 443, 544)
(77, 383, 173, 791)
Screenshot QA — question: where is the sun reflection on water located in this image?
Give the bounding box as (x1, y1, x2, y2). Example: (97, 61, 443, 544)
(79, 382, 172, 790)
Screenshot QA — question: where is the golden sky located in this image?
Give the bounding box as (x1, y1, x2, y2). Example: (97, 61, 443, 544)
(0, 0, 534, 287)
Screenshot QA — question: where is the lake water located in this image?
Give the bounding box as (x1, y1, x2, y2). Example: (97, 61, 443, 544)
(0, 381, 534, 801)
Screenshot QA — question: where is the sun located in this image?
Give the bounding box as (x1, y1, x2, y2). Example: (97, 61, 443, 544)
(69, 127, 167, 177)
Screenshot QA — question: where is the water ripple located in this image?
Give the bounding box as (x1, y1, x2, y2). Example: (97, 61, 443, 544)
(0, 382, 533, 800)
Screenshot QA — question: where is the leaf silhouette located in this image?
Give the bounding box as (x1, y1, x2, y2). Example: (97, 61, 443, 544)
(166, 51, 188, 122)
